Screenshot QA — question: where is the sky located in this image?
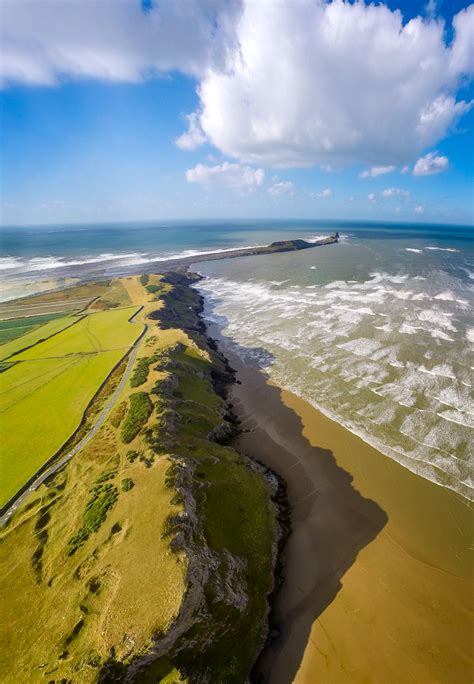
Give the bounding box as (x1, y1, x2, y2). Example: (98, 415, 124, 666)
(0, 0, 473, 226)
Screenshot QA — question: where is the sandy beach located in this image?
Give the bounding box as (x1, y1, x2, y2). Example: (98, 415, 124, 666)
(210, 325, 474, 684)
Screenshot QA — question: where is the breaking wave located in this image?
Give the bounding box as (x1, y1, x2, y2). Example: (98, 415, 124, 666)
(197, 266, 474, 500)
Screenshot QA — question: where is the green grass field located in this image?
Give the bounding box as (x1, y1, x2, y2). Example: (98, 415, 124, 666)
(0, 312, 67, 344)
(0, 306, 142, 506)
(0, 314, 78, 360)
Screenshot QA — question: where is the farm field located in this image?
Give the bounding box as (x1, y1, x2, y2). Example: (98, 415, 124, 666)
(0, 278, 130, 319)
(0, 314, 79, 360)
(0, 305, 142, 507)
(0, 312, 66, 344)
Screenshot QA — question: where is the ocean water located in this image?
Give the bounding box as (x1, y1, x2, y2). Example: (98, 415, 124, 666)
(0, 219, 345, 300)
(1, 219, 473, 498)
(194, 223, 473, 500)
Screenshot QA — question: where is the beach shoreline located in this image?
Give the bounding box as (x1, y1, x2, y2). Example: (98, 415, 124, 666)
(206, 320, 474, 684)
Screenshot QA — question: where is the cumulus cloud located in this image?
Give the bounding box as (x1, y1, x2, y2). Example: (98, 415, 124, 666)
(185, 162, 264, 190)
(268, 181, 294, 196)
(413, 152, 449, 176)
(415, 205, 425, 213)
(0, 0, 240, 86)
(400, 165, 410, 174)
(368, 193, 377, 204)
(381, 187, 410, 197)
(180, 1, 474, 167)
(360, 165, 396, 178)
(3, 0, 474, 170)
(176, 113, 208, 151)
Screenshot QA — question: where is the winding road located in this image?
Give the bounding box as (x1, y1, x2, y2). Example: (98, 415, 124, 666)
(0, 311, 147, 527)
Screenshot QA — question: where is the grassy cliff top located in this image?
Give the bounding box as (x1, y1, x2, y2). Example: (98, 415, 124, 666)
(0, 273, 277, 683)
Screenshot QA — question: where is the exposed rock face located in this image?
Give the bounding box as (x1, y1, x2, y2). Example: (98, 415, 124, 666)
(207, 421, 237, 445)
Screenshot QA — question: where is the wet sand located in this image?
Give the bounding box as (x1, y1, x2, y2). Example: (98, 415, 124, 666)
(211, 326, 474, 684)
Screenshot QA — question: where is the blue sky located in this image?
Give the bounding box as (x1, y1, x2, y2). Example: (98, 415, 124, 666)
(1, 0, 473, 226)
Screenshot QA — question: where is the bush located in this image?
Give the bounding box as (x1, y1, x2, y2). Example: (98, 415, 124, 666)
(146, 284, 161, 294)
(95, 467, 117, 484)
(67, 484, 119, 555)
(139, 274, 149, 286)
(121, 392, 153, 443)
(126, 450, 140, 463)
(130, 357, 152, 387)
(121, 478, 134, 492)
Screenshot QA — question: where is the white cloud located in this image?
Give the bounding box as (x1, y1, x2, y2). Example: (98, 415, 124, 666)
(415, 205, 425, 213)
(2, 0, 474, 170)
(185, 162, 264, 190)
(268, 181, 294, 196)
(400, 165, 410, 174)
(381, 187, 410, 197)
(360, 165, 396, 178)
(0, 0, 240, 86)
(368, 193, 377, 204)
(425, 0, 438, 19)
(180, 1, 474, 167)
(315, 188, 333, 199)
(413, 152, 449, 176)
(176, 113, 207, 151)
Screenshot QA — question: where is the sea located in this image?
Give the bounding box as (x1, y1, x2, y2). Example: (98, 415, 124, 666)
(1, 219, 473, 499)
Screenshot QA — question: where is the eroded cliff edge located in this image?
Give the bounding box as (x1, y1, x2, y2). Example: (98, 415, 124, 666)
(0, 272, 284, 684)
(103, 272, 285, 682)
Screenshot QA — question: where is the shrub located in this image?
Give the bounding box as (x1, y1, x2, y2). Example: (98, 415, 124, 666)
(139, 274, 149, 286)
(126, 450, 140, 463)
(146, 284, 161, 294)
(95, 466, 118, 484)
(121, 478, 134, 492)
(121, 392, 153, 443)
(130, 357, 152, 387)
(67, 484, 119, 555)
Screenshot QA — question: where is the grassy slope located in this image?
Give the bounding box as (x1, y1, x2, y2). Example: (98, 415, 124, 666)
(118, 273, 277, 682)
(0, 303, 142, 506)
(0, 424, 185, 683)
(0, 275, 276, 683)
(0, 277, 186, 682)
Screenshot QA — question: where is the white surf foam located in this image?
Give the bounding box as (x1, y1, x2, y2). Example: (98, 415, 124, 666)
(196, 264, 473, 501)
(425, 246, 460, 253)
(0, 244, 267, 276)
(0, 257, 23, 271)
